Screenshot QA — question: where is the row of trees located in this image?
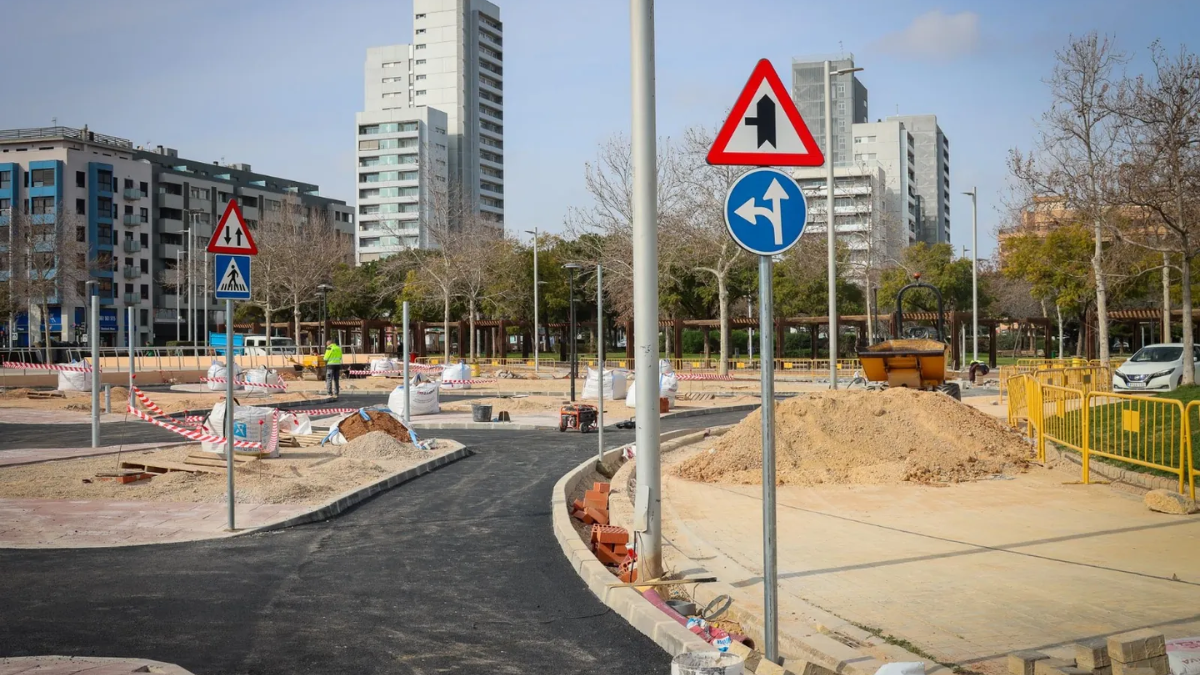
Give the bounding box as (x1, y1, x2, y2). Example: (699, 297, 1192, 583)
(1005, 34, 1200, 381)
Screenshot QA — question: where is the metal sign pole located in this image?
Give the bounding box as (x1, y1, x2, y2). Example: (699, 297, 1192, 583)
(90, 288, 99, 448)
(402, 301, 411, 428)
(226, 298, 236, 531)
(759, 254, 778, 663)
(127, 306, 135, 412)
(597, 263, 604, 461)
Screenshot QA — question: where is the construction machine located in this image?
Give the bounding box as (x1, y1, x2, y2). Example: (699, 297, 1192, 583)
(857, 274, 960, 400)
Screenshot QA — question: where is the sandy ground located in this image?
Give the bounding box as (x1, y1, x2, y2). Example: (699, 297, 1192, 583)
(301, 372, 837, 394)
(440, 393, 765, 415)
(0, 432, 458, 505)
(0, 388, 327, 414)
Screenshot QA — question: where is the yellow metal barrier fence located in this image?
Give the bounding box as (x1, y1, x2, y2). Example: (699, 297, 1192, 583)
(1037, 384, 1087, 462)
(1084, 391, 1192, 498)
(1006, 374, 1032, 431)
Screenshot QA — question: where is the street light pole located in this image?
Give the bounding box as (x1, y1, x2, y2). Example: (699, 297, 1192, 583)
(318, 284, 333, 347)
(175, 251, 182, 342)
(564, 262, 582, 401)
(184, 227, 192, 347)
(596, 263, 604, 461)
(87, 280, 99, 449)
(824, 62, 864, 389)
(525, 228, 539, 374)
(965, 187, 979, 363)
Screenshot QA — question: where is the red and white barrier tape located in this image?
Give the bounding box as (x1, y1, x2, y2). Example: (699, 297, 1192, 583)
(292, 408, 358, 416)
(439, 379, 496, 385)
(268, 409, 280, 452)
(675, 374, 737, 381)
(126, 406, 263, 449)
(200, 377, 288, 390)
(184, 415, 206, 424)
(2, 361, 93, 372)
(130, 386, 165, 416)
(409, 364, 444, 372)
(347, 369, 403, 376)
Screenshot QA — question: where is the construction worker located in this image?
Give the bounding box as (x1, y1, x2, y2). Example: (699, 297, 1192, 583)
(323, 338, 343, 398)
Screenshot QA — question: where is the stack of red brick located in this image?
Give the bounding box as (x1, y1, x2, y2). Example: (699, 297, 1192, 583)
(571, 482, 637, 583)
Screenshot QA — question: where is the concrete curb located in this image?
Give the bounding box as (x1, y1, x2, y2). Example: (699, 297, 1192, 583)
(241, 444, 472, 536)
(550, 443, 718, 660)
(0, 655, 195, 674)
(1052, 444, 1185, 493)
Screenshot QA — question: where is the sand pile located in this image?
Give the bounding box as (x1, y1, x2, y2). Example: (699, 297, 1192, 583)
(339, 431, 425, 462)
(444, 396, 565, 414)
(1, 388, 34, 399)
(675, 388, 1032, 486)
(336, 410, 410, 442)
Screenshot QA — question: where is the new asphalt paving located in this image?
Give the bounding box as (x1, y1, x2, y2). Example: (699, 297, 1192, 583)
(0, 409, 753, 674)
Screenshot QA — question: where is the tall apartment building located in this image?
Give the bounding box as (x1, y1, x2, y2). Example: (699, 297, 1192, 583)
(887, 115, 950, 245)
(791, 165, 891, 278)
(355, 0, 503, 260)
(849, 119, 919, 247)
(791, 55, 868, 168)
(0, 126, 353, 348)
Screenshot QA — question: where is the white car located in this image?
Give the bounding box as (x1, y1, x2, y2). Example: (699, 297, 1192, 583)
(1112, 343, 1200, 392)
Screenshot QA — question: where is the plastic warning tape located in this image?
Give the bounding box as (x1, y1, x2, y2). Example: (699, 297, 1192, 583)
(292, 408, 358, 416)
(674, 374, 737, 381)
(347, 370, 404, 376)
(130, 386, 165, 416)
(439, 379, 496, 385)
(268, 409, 280, 452)
(183, 415, 206, 424)
(2, 361, 93, 372)
(200, 377, 288, 390)
(126, 406, 263, 449)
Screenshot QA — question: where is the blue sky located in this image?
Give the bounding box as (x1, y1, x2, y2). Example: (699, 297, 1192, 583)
(2, 0, 1197, 257)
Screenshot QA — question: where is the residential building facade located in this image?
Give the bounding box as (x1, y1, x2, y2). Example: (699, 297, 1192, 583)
(887, 114, 950, 245)
(850, 119, 919, 247)
(791, 55, 868, 168)
(355, 0, 504, 260)
(0, 126, 353, 348)
(791, 164, 893, 279)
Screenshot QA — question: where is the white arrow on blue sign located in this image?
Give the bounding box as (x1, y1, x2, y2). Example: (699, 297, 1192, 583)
(723, 167, 809, 256)
(214, 254, 252, 300)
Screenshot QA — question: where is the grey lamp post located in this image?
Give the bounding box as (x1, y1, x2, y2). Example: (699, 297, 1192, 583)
(317, 284, 333, 348)
(525, 228, 540, 373)
(564, 262, 582, 401)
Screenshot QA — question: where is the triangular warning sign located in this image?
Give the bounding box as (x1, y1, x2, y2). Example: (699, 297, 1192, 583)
(218, 257, 249, 294)
(207, 200, 258, 255)
(707, 59, 826, 167)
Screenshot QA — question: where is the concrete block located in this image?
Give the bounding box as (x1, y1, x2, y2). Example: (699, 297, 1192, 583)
(1144, 489, 1198, 514)
(1111, 656, 1168, 675)
(1011, 651, 1051, 675)
(1048, 668, 1092, 675)
(1108, 630, 1167, 663)
(1075, 640, 1111, 670)
(1036, 658, 1077, 675)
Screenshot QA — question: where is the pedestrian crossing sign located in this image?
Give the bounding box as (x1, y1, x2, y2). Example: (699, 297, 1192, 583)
(215, 254, 252, 300)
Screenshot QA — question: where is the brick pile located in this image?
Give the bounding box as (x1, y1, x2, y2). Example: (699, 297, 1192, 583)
(571, 481, 638, 583)
(1009, 630, 1169, 675)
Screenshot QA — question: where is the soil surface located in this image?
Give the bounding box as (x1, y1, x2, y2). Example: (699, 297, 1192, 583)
(675, 388, 1032, 486)
(334, 410, 410, 442)
(0, 388, 323, 414)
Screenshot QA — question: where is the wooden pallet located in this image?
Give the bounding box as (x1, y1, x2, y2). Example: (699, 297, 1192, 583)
(278, 433, 326, 448)
(27, 391, 66, 400)
(119, 459, 224, 475)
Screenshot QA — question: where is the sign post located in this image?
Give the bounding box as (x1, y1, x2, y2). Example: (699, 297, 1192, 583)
(208, 200, 258, 531)
(708, 58, 822, 665)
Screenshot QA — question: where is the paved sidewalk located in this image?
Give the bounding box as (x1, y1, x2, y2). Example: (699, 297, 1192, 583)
(0, 499, 307, 548)
(662, 462, 1200, 674)
(0, 655, 193, 674)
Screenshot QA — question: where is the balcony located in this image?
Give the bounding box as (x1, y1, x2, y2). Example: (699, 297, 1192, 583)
(123, 239, 142, 253)
(123, 213, 144, 226)
(123, 292, 139, 305)
(123, 266, 141, 280)
(123, 188, 145, 201)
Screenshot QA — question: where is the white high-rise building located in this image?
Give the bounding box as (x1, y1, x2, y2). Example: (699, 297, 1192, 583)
(355, 0, 503, 261)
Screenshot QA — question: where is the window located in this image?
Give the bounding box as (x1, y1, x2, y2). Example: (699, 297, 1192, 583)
(190, 187, 210, 200)
(415, 44, 426, 50)
(480, 136, 503, 149)
(75, 198, 85, 215)
(479, 59, 502, 75)
(75, 171, 85, 188)
(381, 61, 403, 68)
(30, 168, 55, 187)
(160, 182, 182, 196)
(381, 76, 404, 83)
(481, 150, 503, 163)
(481, 196, 503, 209)
(31, 196, 54, 214)
(480, 74, 502, 89)
(481, 120, 503, 134)
(382, 92, 402, 99)
(140, 283, 149, 300)
(416, 59, 426, 65)
(416, 74, 426, 80)
(416, 90, 426, 96)
(76, 226, 85, 242)
(266, 199, 281, 212)
(140, 232, 148, 246)
(480, 103, 503, 119)
(140, 181, 148, 194)
(98, 225, 112, 245)
(479, 89, 502, 104)
(416, 28, 426, 34)
(481, 181, 503, 194)
(435, 127, 446, 134)
(360, 237, 381, 248)
(0, 170, 9, 190)
(481, 165, 503, 179)
(139, 207, 148, 223)
(0, 197, 9, 213)
(160, 232, 182, 246)
(415, 12, 425, 18)
(97, 169, 112, 190)
(124, 178, 133, 190)
(359, 171, 418, 183)
(97, 197, 113, 216)
(191, 212, 211, 225)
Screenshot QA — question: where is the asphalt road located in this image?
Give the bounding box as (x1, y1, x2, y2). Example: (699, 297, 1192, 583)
(0, 410, 752, 674)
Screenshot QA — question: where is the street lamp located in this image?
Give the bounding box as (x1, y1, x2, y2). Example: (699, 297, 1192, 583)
(564, 262, 582, 401)
(182, 227, 190, 346)
(318, 284, 333, 348)
(824, 61, 864, 390)
(964, 187, 979, 364)
(525, 228, 540, 374)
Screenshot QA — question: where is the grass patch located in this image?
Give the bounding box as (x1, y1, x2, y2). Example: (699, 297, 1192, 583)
(848, 621, 983, 675)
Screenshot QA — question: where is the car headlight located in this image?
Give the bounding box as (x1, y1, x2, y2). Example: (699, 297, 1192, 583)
(1115, 371, 1128, 381)
(1150, 369, 1176, 380)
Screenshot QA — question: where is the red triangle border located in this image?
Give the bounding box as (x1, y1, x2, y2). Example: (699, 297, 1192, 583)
(707, 59, 826, 167)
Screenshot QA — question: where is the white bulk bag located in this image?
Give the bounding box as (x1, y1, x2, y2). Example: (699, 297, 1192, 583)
(243, 368, 282, 393)
(659, 358, 675, 375)
(1168, 638, 1200, 675)
(369, 358, 399, 374)
(388, 381, 440, 416)
(278, 411, 312, 436)
(202, 403, 277, 456)
(624, 371, 678, 409)
(583, 367, 627, 401)
(440, 361, 472, 390)
(206, 360, 242, 391)
(56, 360, 91, 392)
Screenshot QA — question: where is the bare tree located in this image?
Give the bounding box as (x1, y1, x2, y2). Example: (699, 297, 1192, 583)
(245, 216, 290, 350)
(7, 200, 90, 361)
(1110, 42, 1200, 383)
(454, 209, 505, 360)
(1010, 32, 1127, 366)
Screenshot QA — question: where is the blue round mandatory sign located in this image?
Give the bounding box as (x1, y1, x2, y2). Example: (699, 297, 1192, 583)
(723, 167, 809, 256)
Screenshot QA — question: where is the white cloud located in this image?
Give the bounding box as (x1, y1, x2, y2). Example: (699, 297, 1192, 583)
(873, 10, 981, 60)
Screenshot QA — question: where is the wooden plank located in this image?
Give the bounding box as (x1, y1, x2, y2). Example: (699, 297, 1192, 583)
(120, 460, 224, 475)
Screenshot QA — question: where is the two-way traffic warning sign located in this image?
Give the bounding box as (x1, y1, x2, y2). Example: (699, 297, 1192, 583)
(214, 254, 251, 300)
(207, 200, 258, 255)
(707, 59, 825, 167)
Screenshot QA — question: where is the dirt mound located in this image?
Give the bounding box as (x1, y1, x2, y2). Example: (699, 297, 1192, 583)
(336, 409, 410, 442)
(675, 388, 1032, 486)
(339, 431, 425, 462)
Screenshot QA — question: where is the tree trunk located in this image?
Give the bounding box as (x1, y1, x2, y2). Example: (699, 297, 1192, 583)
(1075, 311, 1086, 357)
(293, 294, 301, 349)
(468, 298, 476, 361)
(1055, 301, 1065, 360)
(1181, 255, 1194, 386)
(265, 304, 272, 356)
(442, 289, 451, 364)
(865, 277, 874, 344)
(717, 273, 730, 376)
(1093, 217, 1110, 366)
(1163, 252, 1171, 343)
(42, 300, 52, 363)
